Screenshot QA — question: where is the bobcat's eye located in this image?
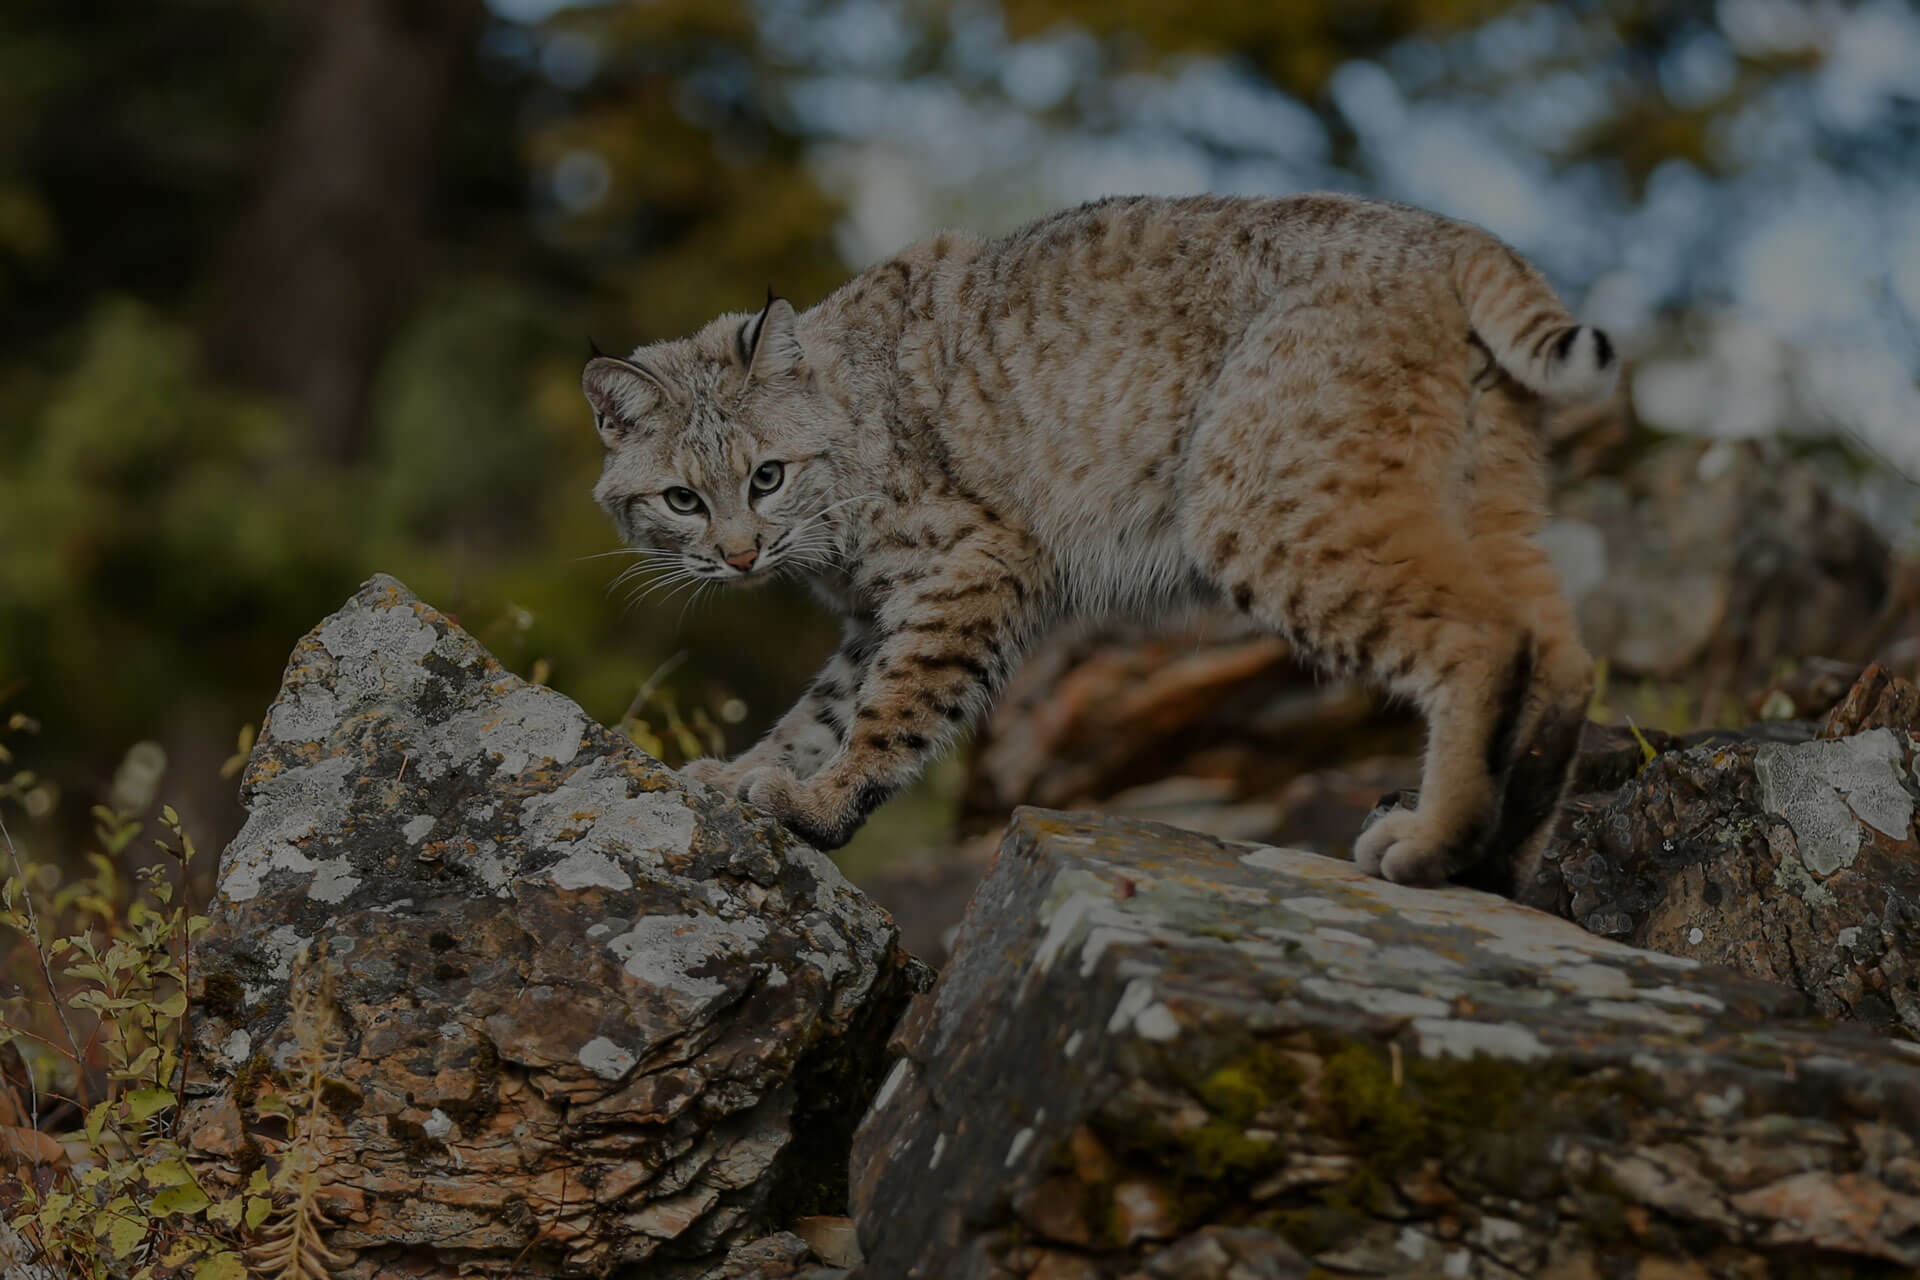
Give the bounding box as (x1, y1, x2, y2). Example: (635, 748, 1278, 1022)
(664, 487, 705, 515)
(750, 461, 785, 496)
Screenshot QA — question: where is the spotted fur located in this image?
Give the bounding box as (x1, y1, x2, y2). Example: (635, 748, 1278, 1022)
(584, 193, 1607, 885)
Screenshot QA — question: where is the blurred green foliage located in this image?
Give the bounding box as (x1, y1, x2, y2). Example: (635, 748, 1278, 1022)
(0, 0, 854, 855)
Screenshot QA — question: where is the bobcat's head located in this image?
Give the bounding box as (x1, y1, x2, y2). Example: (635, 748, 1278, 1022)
(584, 296, 850, 591)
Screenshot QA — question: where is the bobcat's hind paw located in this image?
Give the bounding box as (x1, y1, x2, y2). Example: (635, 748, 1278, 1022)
(741, 766, 859, 851)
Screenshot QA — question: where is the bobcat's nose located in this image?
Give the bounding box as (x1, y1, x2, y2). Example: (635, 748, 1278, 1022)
(723, 547, 759, 572)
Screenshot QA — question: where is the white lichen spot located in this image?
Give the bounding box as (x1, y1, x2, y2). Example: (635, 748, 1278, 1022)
(1395, 1226, 1433, 1259)
(422, 1109, 453, 1139)
(1302, 977, 1450, 1020)
(1688, 926, 1705, 945)
(872, 1059, 912, 1113)
(306, 858, 361, 904)
(800, 948, 851, 983)
(267, 684, 341, 744)
(578, 1036, 638, 1082)
(1444, 1248, 1472, 1278)
(1769, 818, 1838, 907)
(1033, 890, 1100, 977)
(606, 912, 767, 1009)
(1062, 1031, 1085, 1059)
(402, 815, 436, 845)
(1079, 923, 1150, 978)
(516, 763, 697, 871)
(1280, 895, 1374, 925)
(222, 1029, 252, 1062)
(1700, 1084, 1745, 1118)
(480, 684, 586, 776)
(1582, 1000, 1706, 1035)
(1555, 963, 1635, 1000)
(1635, 985, 1725, 1012)
(1756, 729, 1912, 876)
(264, 925, 310, 981)
(1107, 979, 1156, 1033)
(1004, 1126, 1035, 1168)
(1133, 1003, 1181, 1042)
(548, 849, 633, 892)
(221, 756, 356, 902)
(1413, 1017, 1550, 1062)
(1837, 926, 1862, 951)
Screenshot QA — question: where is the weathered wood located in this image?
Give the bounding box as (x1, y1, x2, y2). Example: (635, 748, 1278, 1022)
(853, 809, 1920, 1279)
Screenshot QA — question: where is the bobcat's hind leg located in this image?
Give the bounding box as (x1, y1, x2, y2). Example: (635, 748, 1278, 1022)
(1460, 376, 1596, 893)
(1185, 390, 1538, 880)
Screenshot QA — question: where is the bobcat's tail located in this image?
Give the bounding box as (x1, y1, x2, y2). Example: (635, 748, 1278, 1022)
(1451, 237, 1617, 402)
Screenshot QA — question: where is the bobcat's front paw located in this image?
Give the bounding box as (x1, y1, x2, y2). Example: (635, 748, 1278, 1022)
(1352, 807, 1452, 887)
(740, 766, 859, 851)
(678, 756, 739, 788)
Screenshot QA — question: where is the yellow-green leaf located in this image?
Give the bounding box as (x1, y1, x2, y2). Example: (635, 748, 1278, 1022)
(246, 1167, 272, 1195)
(206, 1196, 244, 1228)
(193, 1250, 247, 1280)
(244, 1195, 274, 1230)
(125, 1086, 174, 1124)
(87, 1100, 112, 1145)
(150, 1183, 211, 1216)
(102, 1200, 147, 1257)
(145, 1157, 194, 1187)
(36, 1191, 73, 1230)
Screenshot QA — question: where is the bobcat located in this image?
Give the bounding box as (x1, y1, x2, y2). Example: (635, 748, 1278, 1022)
(583, 193, 1611, 887)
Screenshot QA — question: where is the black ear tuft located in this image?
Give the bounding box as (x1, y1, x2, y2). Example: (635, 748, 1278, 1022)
(588, 336, 605, 359)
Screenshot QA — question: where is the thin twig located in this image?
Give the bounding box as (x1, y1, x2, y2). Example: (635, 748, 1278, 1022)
(620, 651, 690, 725)
(0, 806, 89, 1106)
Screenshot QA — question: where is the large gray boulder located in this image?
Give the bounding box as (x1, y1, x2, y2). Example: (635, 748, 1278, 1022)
(853, 810, 1920, 1279)
(183, 576, 918, 1278)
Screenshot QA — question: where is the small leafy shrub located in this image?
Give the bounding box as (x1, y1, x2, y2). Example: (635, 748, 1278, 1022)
(0, 708, 346, 1279)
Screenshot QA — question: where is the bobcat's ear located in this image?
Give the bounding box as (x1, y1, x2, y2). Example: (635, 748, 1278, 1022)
(740, 295, 806, 382)
(583, 355, 667, 446)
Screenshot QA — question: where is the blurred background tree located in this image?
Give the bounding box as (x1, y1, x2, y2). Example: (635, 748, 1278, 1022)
(1, 0, 1915, 863)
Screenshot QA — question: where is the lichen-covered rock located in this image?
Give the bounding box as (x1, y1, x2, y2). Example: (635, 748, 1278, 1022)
(1521, 718, 1920, 1037)
(183, 576, 915, 1276)
(852, 810, 1920, 1279)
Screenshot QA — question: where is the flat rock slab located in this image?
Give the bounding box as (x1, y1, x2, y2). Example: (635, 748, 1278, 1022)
(184, 576, 914, 1276)
(853, 810, 1920, 1279)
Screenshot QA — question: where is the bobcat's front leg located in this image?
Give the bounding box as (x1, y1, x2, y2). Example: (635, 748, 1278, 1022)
(680, 619, 876, 787)
(741, 554, 1034, 850)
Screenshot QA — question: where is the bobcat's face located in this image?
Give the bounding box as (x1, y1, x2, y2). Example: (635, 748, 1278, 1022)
(584, 299, 847, 589)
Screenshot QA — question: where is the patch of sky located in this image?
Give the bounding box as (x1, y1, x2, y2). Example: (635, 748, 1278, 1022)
(1659, 30, 1738, 109)
(1131, 60, 1328, 165)
(999, 32, 1093, 112)
(1814, 2, 1920, 131)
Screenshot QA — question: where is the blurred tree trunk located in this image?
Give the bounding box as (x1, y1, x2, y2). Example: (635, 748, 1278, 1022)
(209, 0, 484, 464)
